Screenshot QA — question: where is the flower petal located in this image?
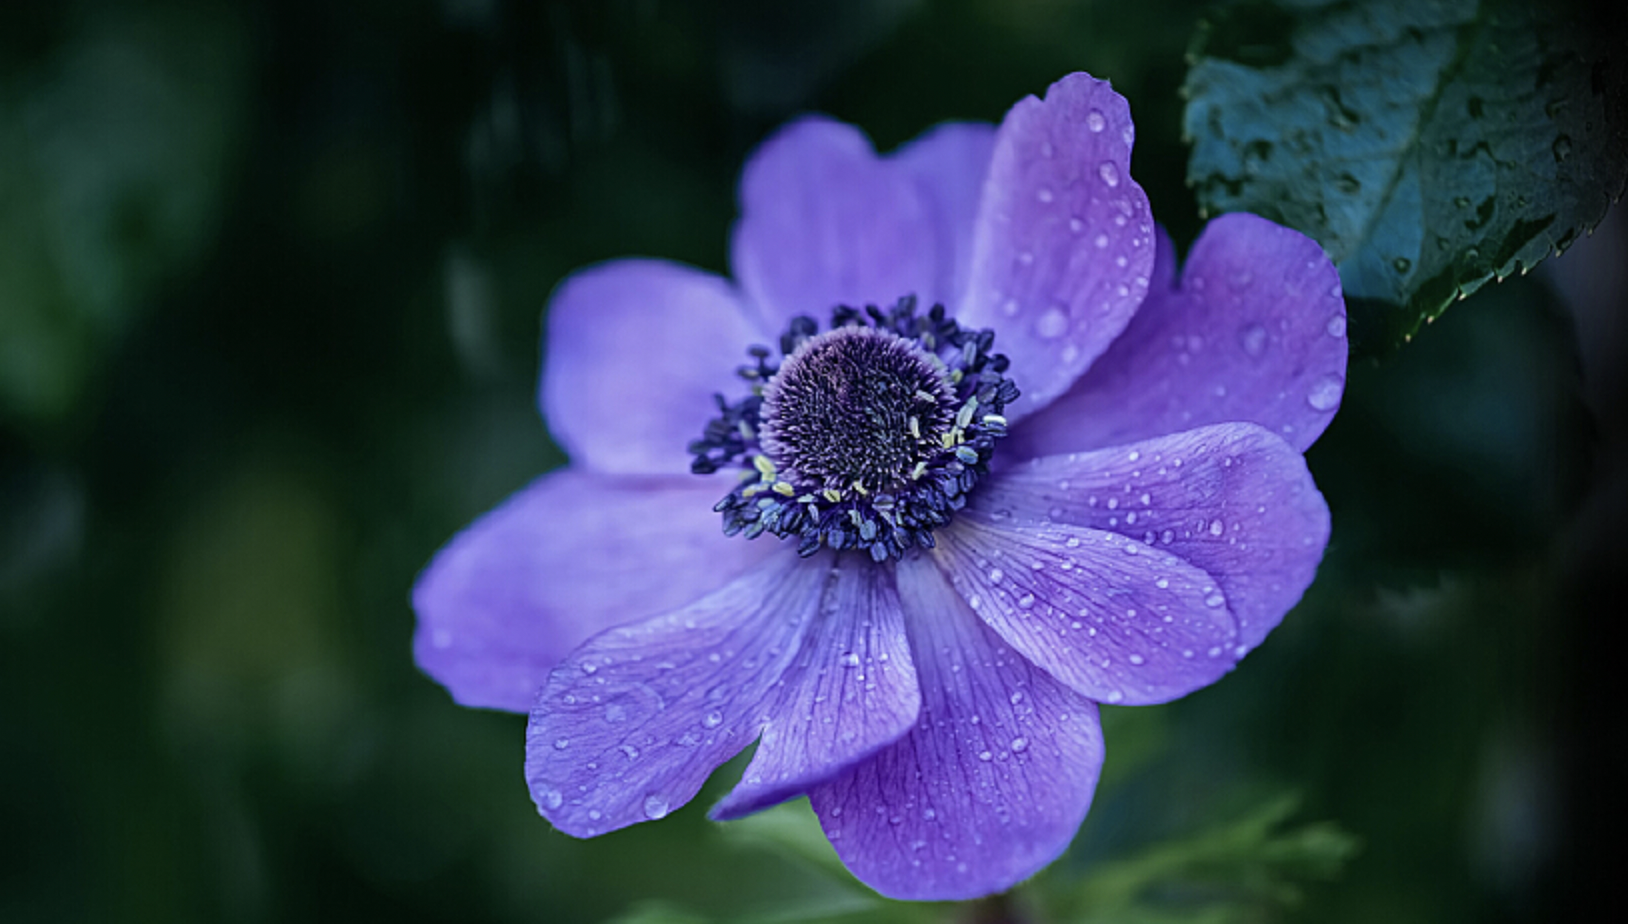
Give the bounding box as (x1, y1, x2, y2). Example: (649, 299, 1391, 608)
(808, 555, 1104, 901)
(956, 73, 1155, 421)
(412, 469, 777, 712)
(973, 423, 1330, 653)
(542, 259, 764, 475)
(709, 561, 920, 820)
(891, 122, 998, 307)
(932, 514, 1239, 706)
(730, 117, 939, 333)
(1007, 213, 1348, 458)
(525, 552, 828, 837)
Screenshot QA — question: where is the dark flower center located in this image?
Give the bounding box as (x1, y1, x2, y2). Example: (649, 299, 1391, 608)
(761, 326, 954, 496)
(689, 297, 1018, 562)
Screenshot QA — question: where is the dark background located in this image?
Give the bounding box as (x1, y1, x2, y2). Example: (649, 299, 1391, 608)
(2, 1, 1623, 921)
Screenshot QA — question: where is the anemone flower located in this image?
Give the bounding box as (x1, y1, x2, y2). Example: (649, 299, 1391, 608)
(413, 72, 1347, 901)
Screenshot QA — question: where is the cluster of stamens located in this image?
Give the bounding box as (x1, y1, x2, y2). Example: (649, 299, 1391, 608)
(689, 296, 1018, 562)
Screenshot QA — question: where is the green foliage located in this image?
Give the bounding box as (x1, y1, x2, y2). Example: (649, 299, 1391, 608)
(0, 2, 246, 425)
(693, 794, 1356, 924)
(1184, 0, 1627, 352)
(1045, 795, 1360, 924)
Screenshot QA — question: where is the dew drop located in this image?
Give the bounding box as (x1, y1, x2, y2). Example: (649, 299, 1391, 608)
(1093, 232, 1109, 249)
(554, 737, 570, 750)
(1209, 519, 1225, 537)
(978, 750, 994, 762)
(1393, 256, 1412, 274)
(1001, 298, 1020, 317)
(1017, 593, 1036, 609)
(1010, 736, 1029, 752)
(1034, 307, 1069, 339)
(1326, 314, 1347, 338)
(1070, 217, 1085, 233)
(1128, 654, 1145, 666)
(1097, 161, 1120, 187)
(1205, 592, 1226, 608)
(1036, 187, 1054, 203)
(1105, 691, 1124, 704)
(989, 568, 1005, 583)
(540, 787, 563, 810)
(1306, 374, 1344, 411)
(703, 711, 723, 728)
(1009, 691, 1025, 705)
(643, 794, 670, 820)
(1086, 109, 1106, 132)
(1238, 323, 1267, 358)
(840, 651, 861, 668)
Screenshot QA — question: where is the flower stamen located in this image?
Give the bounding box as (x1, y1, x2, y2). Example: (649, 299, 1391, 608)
(689, 297, 1018, 561)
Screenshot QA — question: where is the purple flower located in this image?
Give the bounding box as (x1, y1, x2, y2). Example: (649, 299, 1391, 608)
(413, 73, 1347, 901)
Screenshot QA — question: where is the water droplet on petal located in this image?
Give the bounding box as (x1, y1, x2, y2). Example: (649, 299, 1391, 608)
(840, 651, 861, 668)
(1093, 232, 1109, 249)
(1010, 736, 1029, 752)
(1326, 314, 1347, 338)
(1098, 161, 1120, 187)
(554, 737, 570, 750)
(978, 750, 994, 762)
(1238, 323, 1267, 358)
(539, 787, 563, 810)
(1307, 374, 1344, 411)
(1205, 592, 1226, 608)
(1034, 307, 1069, 339)
(1128, 654, 1145, 666)
(643, 794, 670, 820)
(1036, 187, 1054, 203)
(1086, 109, 1106, 132)
(1209, 520, 1225, 537)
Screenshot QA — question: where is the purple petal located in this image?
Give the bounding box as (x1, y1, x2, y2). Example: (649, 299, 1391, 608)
(541, 259, 764, 475)
(730, 117, 939, 333)
(891, 122, 997, 307)
(413, 469, 776, 712)
(956, 73, 1155, 421)
(709, 561, 920, 820)
(973, 423, 1330, 653)
(526, 552, 829, 837)
(1007, 213, 1348, 458)
(931, 514, 1239, 706)
(808, 555, 1104, 901)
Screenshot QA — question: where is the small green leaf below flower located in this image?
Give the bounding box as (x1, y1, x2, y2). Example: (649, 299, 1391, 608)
(1044, 794, 1360, 924)
(1183, 0, 1627, 354)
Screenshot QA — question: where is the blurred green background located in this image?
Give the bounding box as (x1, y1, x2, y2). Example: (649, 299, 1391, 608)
(2, 0, 1622, 922)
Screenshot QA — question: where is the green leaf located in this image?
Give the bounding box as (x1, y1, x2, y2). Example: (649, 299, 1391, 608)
(1045, 794, 1360, 924)
(1183, 0, 1627, 352)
